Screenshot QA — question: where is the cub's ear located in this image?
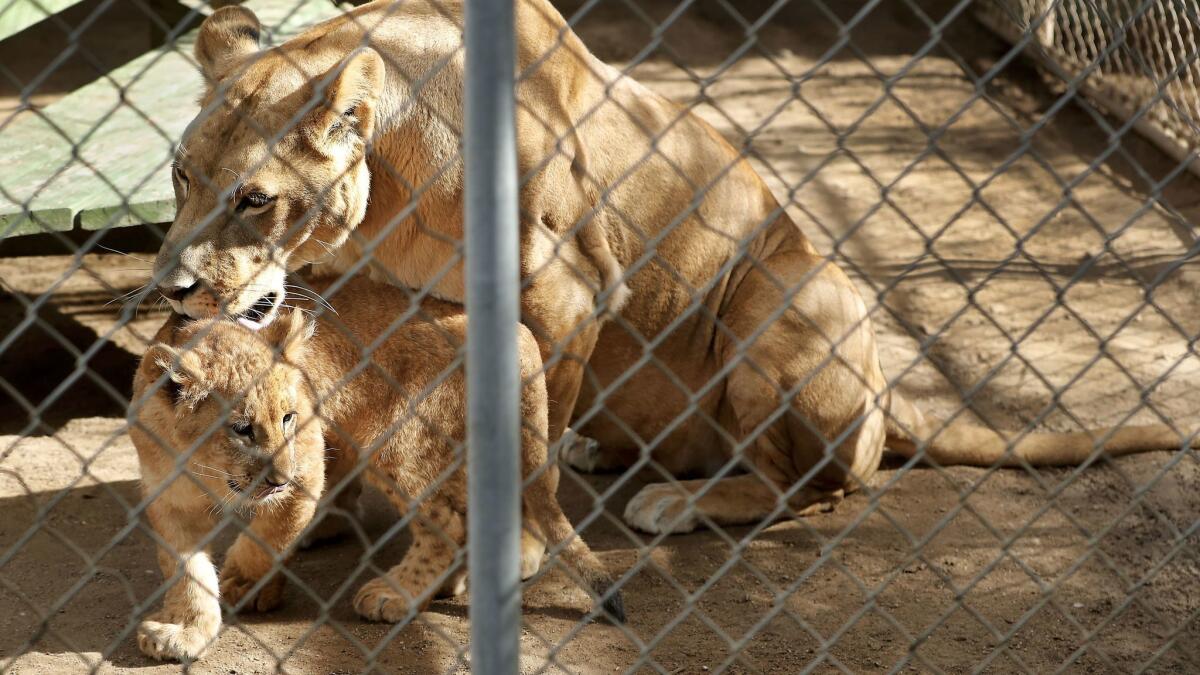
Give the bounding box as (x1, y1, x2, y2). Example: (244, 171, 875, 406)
(144, 344, 207, 410)
(265, 308, 315, 362)
(195, 6, 262, 83)
(316, 48, 385, 144)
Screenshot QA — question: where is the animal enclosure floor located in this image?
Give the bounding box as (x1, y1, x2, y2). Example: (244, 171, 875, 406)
(2, 1, 1200, 673)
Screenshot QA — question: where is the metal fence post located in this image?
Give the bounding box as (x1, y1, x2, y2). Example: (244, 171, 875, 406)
(464, 0, 521, 672)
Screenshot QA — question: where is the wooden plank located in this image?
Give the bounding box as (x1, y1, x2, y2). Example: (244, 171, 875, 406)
(0, 0, 342, 238)
(0, 0, 86, 43)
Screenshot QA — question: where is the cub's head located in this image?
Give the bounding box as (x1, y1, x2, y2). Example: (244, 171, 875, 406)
(154, 6, 384, 329)
(136, 309, 319, 503)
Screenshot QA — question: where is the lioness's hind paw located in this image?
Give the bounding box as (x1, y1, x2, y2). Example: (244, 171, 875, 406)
(624, 483, 699, 534)
(561, 432, 600, 473)
(136, 619, 215, 662)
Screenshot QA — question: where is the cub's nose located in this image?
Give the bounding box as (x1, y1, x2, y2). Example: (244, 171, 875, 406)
(160, 280, 200, 302)
(264, 473, 290, 488)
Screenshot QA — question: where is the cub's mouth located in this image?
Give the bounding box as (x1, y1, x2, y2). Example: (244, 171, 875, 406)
(226, 478, 288, 501)
(235, 292, 282, 331)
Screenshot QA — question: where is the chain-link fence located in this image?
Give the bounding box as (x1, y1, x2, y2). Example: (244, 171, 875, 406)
(1, 0, 1199, 672)
(979, 0, 1200, 177)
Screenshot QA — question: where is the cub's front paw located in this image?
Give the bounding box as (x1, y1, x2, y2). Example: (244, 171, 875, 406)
(137, 615, 217, 662)
(353, 576, 418, 623)
(219, 565, 285, 613)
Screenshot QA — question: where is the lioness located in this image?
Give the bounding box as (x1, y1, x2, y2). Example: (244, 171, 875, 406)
(153, 0, 1194, 550)
(129, 276, 624, 662)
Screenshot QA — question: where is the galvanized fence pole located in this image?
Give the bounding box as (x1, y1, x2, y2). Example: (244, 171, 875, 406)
(464, 0, 521, 672)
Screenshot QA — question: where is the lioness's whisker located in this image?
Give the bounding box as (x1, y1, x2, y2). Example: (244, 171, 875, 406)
(105, 285, 148, 307)
(310, 238, 338, 256)
(275, 302, 315, 317)
(96, 244, 155, 265)
(284, 284, 338, 315)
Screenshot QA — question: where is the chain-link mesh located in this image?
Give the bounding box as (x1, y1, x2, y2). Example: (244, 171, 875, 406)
(1, 0, 1198, 673)
(978, 0, 1200, 176)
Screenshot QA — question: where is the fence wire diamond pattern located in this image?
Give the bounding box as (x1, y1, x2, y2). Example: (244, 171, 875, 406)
(0, 0, 1198, 673)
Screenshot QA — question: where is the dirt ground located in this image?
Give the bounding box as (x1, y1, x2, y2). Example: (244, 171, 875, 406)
(3, 1, 1200, 673)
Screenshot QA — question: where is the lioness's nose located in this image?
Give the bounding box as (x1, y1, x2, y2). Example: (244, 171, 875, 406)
(160, 280, 200, 302)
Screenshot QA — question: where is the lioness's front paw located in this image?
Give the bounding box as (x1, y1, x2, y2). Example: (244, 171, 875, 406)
(219, 567, 285, 613)
(353, 576, 417, 623)
(624, 483, 699, 534)
(137, 617, 216, 662)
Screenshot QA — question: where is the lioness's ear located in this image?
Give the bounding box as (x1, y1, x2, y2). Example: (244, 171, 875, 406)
(265, 308, 315, 362)
(145, 344, 207, 409)
(195, 6, 262, 83)
(317, 48, 385, 143)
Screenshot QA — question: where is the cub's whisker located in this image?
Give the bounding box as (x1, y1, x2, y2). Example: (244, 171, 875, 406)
(193, 462, 235, 477)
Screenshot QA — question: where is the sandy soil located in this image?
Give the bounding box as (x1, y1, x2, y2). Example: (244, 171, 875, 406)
(2, 1, 1199, 673)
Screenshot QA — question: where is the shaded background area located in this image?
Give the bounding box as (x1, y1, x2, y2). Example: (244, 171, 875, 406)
(2, 0, 1199, 672)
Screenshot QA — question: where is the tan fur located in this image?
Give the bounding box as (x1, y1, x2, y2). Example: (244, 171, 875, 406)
(154, 0, 1194, 544)
(129, 315, 325, 661)
(129, 276, 622, 662)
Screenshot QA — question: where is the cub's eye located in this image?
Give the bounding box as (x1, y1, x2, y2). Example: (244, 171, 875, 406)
(230, 422, 255, 442)
(282, 412, 296, 429)
(236, 192, 275, 213)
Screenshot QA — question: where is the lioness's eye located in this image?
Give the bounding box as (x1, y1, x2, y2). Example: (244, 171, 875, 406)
(282, 412, 296, 429)
(173, 165, 189, 197)
(236, 192, 275, 213)
(230, 422, 255, 442)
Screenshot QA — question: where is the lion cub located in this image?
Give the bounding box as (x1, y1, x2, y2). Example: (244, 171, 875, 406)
(129, 276, 624, 662)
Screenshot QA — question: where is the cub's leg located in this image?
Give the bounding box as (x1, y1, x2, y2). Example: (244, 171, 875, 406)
(137, 493, 221, 662)
(353, 496, 466, 623)
(220, 440, 325, 611)
(622, 252, 885, 534)
(302, 443, 363, 548)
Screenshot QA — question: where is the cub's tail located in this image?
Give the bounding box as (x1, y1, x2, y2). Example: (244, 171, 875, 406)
(885, 390, 1194, 467)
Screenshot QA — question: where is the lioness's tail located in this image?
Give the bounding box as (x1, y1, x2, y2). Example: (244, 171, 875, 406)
(885, 390, 1193, 467)
(526, 477, 626, 623)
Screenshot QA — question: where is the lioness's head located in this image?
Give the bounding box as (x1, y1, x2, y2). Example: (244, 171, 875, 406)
(154, 6, 384, 329)
(140, 310, 319, 504)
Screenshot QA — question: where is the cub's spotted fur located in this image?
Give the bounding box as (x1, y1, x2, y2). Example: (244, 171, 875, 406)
(130, 276, 623, 662)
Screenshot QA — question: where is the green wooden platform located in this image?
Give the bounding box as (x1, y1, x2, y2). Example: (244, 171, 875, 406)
(0, 0, 341, 238)
(0, 0, 88, 43)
